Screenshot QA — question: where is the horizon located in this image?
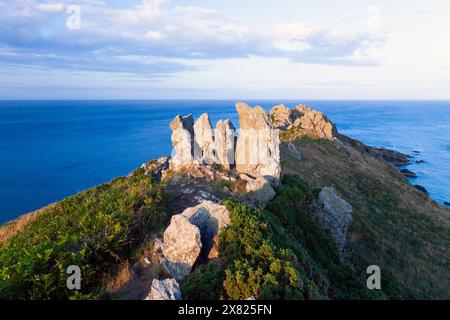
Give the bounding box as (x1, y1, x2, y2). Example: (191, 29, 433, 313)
(1, 0, 450, 100)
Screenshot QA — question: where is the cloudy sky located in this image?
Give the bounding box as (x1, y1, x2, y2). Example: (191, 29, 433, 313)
(1, 0, 449, 99)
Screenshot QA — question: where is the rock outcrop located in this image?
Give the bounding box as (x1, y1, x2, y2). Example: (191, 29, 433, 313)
(235, 102, 281, 183)
(215, 119, 236, 170)
(169, 114, 194, 170)
(145, 278, 182, 300)
(316, 187, 353, 253)
(297, 110, 337, 140)
(158, 201, 230, 278)
(161, 215, 202, 280)
(180, 201, 231, 259)
(193, 113, 216, 165)
(240, 174, 276, 208)
(294, 104, 312, 116)
(269, 104, 295, 130)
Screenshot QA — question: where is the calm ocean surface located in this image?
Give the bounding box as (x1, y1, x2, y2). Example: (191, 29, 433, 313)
(1, 100, 449, 224)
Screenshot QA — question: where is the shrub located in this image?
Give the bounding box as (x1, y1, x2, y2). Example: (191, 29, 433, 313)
(0, 171, 168, 299)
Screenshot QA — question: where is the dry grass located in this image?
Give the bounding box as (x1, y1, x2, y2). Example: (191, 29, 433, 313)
(281, 136, 450, 299)
(103, 238, 166, 300)
(0, 204, 56, 244)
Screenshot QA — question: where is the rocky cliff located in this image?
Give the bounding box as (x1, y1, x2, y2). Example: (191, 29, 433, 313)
(0, 102, 448, 301)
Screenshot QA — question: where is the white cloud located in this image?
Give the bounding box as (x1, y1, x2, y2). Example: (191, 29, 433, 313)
(37, 2, 64, 13)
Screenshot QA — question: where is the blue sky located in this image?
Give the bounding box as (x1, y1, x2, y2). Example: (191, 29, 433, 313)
(1, 0, 449, 99)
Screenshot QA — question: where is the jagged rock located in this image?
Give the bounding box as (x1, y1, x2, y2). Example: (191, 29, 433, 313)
(161, 215, 202, 280)
(414, 185, 429, 195)
(193, 113, 216, 165)
(295, 104, 312, 116)
(316, 187, 353, 252)
(145, 278, 182, 300)
(299, 110, 337, 140)
(140, 157, 169, 180)
(235, 102, 281, 183)
(215, 119, 236, 170)
(242, 175, 276, 208)
(169, 114, 195, 170)
(180, 201, 231, 259)
(269, 104, 295, 129)
(337, 134, 412, 167)
(400, 169, 417, 178)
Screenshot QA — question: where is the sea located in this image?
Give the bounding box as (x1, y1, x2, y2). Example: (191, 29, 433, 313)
(0, 100, 449, 224)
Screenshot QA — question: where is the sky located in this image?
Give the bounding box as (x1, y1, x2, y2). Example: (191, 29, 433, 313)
(0, 0, 450, 99)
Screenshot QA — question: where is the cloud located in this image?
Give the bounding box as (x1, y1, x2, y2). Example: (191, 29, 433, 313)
(272, 22, 383, 66)
(0, 0, 384, 78)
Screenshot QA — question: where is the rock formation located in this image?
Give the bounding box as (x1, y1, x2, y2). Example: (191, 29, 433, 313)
(215, 119, 236, 170)
(294, 104, 312, 116)
(297, 110, 337, 140)
(158, 201, 230, 278)
(316, 187, 353, 253)
(180, 201, 231, 259)
(239, 174, 276, 208)
(269, 104, 295, 130)
(193, 113, 216, 165)
(169, 114, 194, 170)
(235, 102, 281, 182)
(161, 214, 202, 280)
(145, 278, 182, 300)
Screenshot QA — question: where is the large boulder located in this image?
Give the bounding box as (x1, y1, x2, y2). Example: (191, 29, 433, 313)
(299, 110, 337, 140)
(215, 119, 237, 170)
(145, 278, 182, 300)
(240, 174, 276, 208)
(193, 113, 216, 165)
(269, 104, 295, 130)
(235, 102, 281, 183)
(316, 187, 353, 252)
(180, 201, 231, 259)
(169, 114, 195, 170)
(161, 215, 202, 280)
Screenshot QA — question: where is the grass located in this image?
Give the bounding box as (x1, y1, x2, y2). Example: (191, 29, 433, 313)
(181, 176, 378, 300)
(0, 170, 169, 299)
(281, 136, 450, 299)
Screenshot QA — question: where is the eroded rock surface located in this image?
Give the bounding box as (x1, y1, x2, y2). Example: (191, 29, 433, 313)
(269, 104, 295, 130)
(169, 114, 194, 170)
(215, 119, 236, 170)
(240, 174, 276, 208)
(145, 278, 182, 300)
(298, 110, 337, 140)
(316, 187, 353, 253)
(161, 215, 202, 280)
(180, 201, 231, 259)
(235, 102, 281, 183)
(193, 113, 216, 165)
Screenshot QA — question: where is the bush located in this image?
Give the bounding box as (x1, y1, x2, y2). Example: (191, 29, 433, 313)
(0, 171, 168, 299)
(185, 175, 382, 300)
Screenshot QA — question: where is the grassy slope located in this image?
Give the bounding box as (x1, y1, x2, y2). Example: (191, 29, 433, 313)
(181, 176, 380, 300)
(0, 171, 169, 299)
(281, 137, 450, 299)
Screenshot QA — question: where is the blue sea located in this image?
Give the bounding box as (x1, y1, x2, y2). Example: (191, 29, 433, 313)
(1, 100, 449, 224)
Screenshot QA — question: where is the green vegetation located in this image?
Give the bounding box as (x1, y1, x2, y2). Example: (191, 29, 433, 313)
(181, 175, 379, 300)
(0, 170, 168, 299)
(282, 137, 450, 299)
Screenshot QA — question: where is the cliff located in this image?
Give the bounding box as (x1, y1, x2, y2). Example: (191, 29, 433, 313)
(0, 102, 448, 300)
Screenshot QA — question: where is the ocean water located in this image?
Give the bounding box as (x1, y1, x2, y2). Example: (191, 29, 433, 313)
(0, 100, 449, 224)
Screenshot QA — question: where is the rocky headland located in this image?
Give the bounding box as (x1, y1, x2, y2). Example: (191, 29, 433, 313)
(0, 102, 449, 300)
